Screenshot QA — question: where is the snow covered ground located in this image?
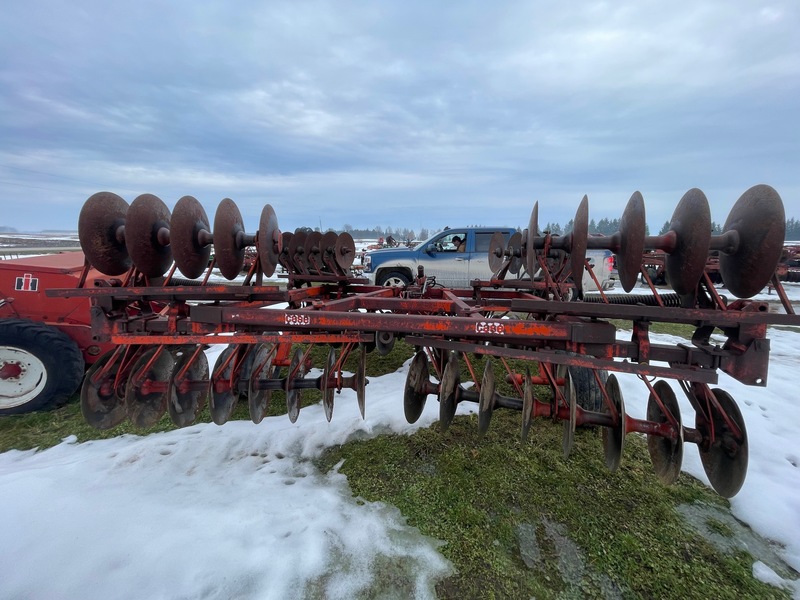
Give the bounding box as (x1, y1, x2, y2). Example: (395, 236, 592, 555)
(0, 284, 798, 599)
(0, 366, 457, 600)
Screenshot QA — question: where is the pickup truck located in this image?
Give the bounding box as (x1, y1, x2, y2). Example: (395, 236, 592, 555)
(362, 227, 615, 291)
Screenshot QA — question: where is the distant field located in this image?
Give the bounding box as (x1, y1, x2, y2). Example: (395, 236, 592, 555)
(0, 233, 81, 258)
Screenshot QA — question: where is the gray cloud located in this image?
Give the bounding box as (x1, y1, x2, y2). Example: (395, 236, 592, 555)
(1, 0, 797, 234)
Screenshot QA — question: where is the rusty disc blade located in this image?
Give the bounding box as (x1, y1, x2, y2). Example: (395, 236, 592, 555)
(257, 204, 280, 278)
(279, 231, 295, 271)
(570, 196, 589, 296)
(404, 351, 429, 424)
(320, 231, 338, 272)
(288, 230, 309, 273)
(78, 191, 131, 275)
(521, 368, 534, 442)
(171, 195, 212, 279)
(125, 347, 174, 429)
(438, 352, 459, 432)
(213, 198, 246, 280)
(616, 192, 646, 292)
(336, 231, 356, 271)
(210, 345, 239, 424)
(478, 359, 495, 436)
(248, 343, 274, 425)
(697, 388, 748, 498)
(561, 371, 577, 459)
(168, 346, 209, 428)
(126, 194, 173, 278)
(507, 231, 523, 275)
(601, 374, 626, 471)
(356, 345, 367, 418)
(80, 350, 127, 430)
(719, 184, 785, 298)
(321, 348, 336, 422)
(526, 203, 539, 278)
(285, 347, 306, 423)
(304, 231, 323, 273)
(646, 380, 683, 485)
(665, 189, 712, 295)
(236, 345, 257, 402)
(488, 231, 506, 274)
(319, 232, 337, 256)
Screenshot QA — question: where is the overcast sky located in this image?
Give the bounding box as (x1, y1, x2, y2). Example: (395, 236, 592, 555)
(1, 1, 797, 234)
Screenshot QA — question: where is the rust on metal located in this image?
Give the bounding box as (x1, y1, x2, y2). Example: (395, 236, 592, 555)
(56, 185, 800, 499)
(125, 194, 173, 278)
(78, 191, 131, 276)
(171, 195, 212, 279)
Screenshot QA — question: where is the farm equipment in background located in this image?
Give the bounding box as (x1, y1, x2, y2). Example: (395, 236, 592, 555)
(640, 244, 800, 289)
(0, 252, 116, 414)
(776, 244, 800, 283)
(42, 186, 800, 498)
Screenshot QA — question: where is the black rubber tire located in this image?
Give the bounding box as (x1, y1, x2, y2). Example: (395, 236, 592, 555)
(0, 319, 85, 415)
(377, 270, 411, 286)
(558, 361, 608, 412)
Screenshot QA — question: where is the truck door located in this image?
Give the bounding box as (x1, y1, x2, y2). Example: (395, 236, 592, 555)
(417, 231, 469, 287)
(467, 231, 510, 283)
(583, 250, 615, 292)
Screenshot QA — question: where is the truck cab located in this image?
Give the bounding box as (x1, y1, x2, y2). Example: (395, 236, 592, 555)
(363, 227, 616, 292)
(363, 227, 515, 287)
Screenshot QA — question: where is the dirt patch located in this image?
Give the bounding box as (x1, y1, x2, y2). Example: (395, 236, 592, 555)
(516, 517, 626, 599)
(677, 501, 799, 589)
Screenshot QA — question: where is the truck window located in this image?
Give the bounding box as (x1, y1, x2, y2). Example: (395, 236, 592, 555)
(475, 232, 507, 253)
(440, 233, 467, 252)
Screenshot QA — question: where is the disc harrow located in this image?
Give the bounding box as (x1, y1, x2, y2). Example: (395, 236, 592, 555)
(51, 186, 800, 498)
(488, 185, 785, 304)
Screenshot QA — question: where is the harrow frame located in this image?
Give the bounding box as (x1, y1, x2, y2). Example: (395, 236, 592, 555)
(50, 185, 800, 498)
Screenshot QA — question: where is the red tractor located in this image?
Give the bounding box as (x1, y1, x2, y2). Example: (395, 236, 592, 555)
(0, 252, 114, 415)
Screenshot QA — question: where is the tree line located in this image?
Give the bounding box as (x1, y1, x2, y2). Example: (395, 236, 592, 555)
(523, 217, 800, 241)
(324, 217, 800, 242)
(784, 218, 800, 241)
(338, 224, 428, 241)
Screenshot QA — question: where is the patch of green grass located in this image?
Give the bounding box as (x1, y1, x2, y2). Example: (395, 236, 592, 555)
(317, 416, 789, 599)
(0, 392, 229, 452)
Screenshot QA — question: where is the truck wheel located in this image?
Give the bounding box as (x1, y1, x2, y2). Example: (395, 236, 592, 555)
(378, 271, 411, 287)
(0, 319, 85, 415)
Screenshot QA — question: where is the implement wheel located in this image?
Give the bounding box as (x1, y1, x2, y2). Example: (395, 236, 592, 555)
(557, 360, 608, 413)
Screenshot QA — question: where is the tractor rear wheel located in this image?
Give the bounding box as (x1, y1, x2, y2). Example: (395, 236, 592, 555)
(0, 319, 85, 415)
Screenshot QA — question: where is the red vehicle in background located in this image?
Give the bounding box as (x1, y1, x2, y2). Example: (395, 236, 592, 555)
(0, 252, 115, 415)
